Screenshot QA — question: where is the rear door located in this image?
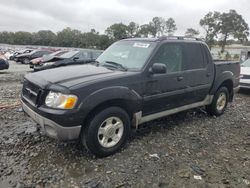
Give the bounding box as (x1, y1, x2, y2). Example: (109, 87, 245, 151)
(181, 43, 214, 104)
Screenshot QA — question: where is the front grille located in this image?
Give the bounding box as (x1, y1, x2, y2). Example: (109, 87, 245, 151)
(22, 80, 43, 106)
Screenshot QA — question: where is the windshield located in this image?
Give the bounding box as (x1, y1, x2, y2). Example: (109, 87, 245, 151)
(59, 51, 79, 58)
(97, 40, 156, 70)
(242, 59, 250, 67)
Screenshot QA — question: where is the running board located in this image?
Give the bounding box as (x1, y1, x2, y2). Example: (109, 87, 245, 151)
(133, 95, 213, 127)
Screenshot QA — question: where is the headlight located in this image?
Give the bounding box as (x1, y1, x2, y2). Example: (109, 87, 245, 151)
(43, 62, 54, 66)
(45, 91, 78, 109)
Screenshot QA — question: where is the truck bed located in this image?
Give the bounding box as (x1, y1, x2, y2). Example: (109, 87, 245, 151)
(212, 60, 240, 96)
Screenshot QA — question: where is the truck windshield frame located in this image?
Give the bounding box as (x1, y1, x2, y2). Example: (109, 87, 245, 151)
(97, 40, 157, 71)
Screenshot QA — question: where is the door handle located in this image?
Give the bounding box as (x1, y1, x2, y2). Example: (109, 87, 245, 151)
(177, 76, 184, 81)
(206, 73, 211, 77)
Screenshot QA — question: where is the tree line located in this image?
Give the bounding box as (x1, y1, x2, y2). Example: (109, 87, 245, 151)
(0, 9, 249, 51)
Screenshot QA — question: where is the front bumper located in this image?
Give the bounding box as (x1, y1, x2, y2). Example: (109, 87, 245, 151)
(240, 79, 250, 89)
(22, 100, 81, 141)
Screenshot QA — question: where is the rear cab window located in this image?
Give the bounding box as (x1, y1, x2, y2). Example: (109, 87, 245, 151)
(182, 43, 205, 70)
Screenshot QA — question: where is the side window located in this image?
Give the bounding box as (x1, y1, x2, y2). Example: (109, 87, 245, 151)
(33, 52, 39, 57)
(79, 51, 89, 59)
(40, 51, 47, 56)
(151, 43, 183, 73)
(182, 43, 205, 70)
(203, 45, 212, 64)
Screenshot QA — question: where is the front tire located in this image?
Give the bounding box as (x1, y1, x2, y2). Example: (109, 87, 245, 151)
(206, 87, 229, 116)
(81, 107, 131, 157)
(23, 58, 30, 64)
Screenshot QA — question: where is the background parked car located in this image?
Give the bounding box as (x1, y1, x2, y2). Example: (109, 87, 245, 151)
(240, 49, 250, 62)
(0, 58, 9, 70)
(34, 49, 103, 71)
(15, 50, 52, 64)
(4, 50, 15, 60)
(30, 50, 68, 68)
(12, 49, 34, 61)
(240, 59, 250, 89)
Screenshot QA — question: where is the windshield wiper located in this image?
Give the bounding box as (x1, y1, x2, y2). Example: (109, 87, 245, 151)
(103, 61, 128, 71)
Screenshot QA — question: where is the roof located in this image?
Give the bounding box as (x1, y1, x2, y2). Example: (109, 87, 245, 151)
(122, 36, 205, 43)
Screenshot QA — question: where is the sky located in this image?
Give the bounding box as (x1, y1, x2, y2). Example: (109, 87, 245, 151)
(0, 0, 250, 36)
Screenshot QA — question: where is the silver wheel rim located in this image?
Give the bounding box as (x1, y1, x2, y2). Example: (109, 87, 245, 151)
(97, 116, 124, 148)
(216, 92, 226, 111)
(24, 59, 29, 64)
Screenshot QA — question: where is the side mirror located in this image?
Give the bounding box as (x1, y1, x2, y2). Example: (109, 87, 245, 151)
(73, 57, 79, 61)
(149, 63, 167, 74)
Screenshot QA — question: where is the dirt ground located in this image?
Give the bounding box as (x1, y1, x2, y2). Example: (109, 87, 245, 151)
(0, 61, 250, 188)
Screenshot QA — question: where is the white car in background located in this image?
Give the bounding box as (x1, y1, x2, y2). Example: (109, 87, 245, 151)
(4, 51, 15, 60)
(240, 59, 250, 89)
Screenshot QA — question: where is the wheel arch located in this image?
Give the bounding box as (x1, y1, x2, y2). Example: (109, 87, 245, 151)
(79, 86, 142, 127)
(210, 72, 234, 102)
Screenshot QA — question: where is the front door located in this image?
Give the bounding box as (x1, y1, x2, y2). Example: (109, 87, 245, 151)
(142, 42, 187, 116)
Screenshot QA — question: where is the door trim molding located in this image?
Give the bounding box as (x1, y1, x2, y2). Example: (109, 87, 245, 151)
(133, 95, 213, 127)
(143, 84, 211, 101)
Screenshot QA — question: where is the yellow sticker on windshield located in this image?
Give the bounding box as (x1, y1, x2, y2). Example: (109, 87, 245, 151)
(133, 43, 150, 48)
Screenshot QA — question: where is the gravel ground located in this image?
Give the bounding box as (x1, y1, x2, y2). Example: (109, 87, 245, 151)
(0, 61, 250, 188)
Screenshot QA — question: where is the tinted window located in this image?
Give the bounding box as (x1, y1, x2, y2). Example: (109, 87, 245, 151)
(32, 52, 40, 56)
(78, 51, 89, 59)
(151, 43, 182, 73)
(182, 43, 205, 70)
(40, 51, 51, 56)
(201, 45, 209, 65)
(34, 52, 42, 56)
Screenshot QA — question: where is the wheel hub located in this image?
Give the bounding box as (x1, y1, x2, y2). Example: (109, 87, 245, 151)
(106, 127, 115, 137)
(97, 116, 124, 148)
(216, 93, 226, 111)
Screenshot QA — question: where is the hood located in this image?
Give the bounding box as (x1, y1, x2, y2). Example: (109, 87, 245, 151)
(241, 67, 250, 75)
(25, 64, 127, 89)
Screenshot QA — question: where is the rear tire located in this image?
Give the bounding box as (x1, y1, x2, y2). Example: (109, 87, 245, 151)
(81, 107, 131, 157)
(206, 87, 229, 116)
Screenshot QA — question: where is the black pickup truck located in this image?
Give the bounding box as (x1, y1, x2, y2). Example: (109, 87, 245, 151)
(21, 37, 240, 157)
